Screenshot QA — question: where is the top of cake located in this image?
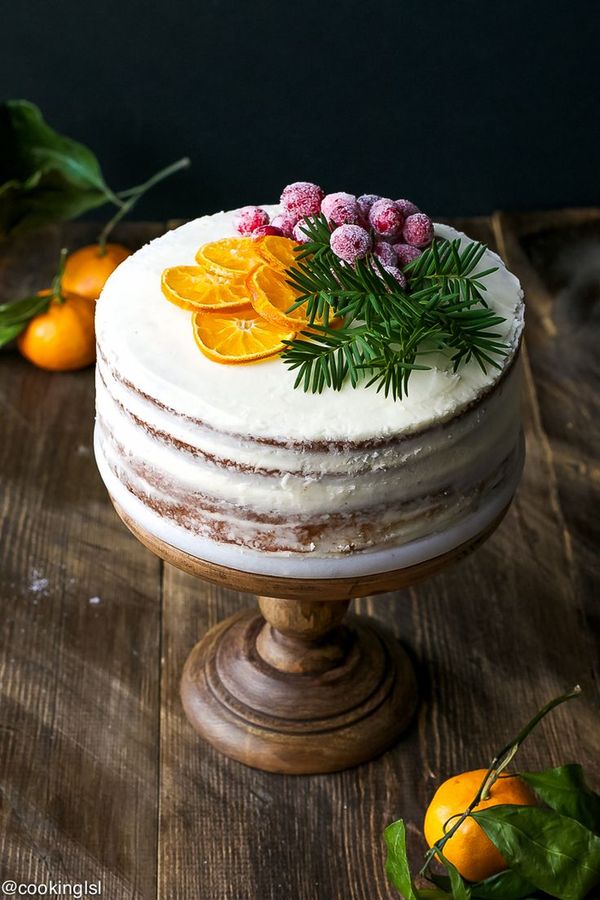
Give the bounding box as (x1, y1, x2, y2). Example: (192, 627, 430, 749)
(96, 204, 524, 445)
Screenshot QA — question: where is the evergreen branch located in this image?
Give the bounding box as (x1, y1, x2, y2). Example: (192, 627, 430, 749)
(281, 216, 508, 400)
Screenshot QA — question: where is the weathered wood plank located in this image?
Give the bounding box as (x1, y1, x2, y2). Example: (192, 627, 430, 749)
(493, 209, 600, 619)
(0, 222, 165, 899)
(157, 215, 598, 899)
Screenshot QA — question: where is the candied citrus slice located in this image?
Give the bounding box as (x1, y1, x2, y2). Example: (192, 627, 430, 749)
(194, 237, 261, 277)
(247, 264, 310, 330)
(255, 235, 299, 270)
(192, 309, 294, 364)
(161, 266, 251, 311)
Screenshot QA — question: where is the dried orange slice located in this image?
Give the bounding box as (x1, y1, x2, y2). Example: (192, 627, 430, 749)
(161, 266, 251, 311)
(194, 237, 261, 277)
(192, 309, 294, 364)
(247, 264, 309, 330)
(255, 235, 299, 271)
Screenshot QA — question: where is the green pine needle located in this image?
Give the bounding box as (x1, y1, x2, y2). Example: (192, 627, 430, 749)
(281, 214, 508, 399)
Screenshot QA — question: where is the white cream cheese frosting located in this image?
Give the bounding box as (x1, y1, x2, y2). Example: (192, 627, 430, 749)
(94, 206, 525, 575)
(95, 207, 524, 444)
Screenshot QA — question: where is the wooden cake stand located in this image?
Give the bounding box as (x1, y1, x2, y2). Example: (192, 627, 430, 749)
(112, 498, 508, 775)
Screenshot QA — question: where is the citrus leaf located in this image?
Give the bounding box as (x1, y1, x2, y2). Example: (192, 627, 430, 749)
(472, 805, 600, 900)
(0, 100, 112, 236)
(443, 857, 471, 900)
(384, 820, 419, 899)
(0, 293, 50, 324)
(0, 293, 51, 346)
(0, 321, 26, 347)
(469, 868, 537, 899)
(522, 766, 600, 833)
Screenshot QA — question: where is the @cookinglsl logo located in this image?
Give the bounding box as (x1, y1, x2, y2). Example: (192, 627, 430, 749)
(1, 881, 102, 897)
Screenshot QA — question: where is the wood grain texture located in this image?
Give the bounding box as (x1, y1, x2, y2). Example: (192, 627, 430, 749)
(0, 223, 165, 899)
(0, 214, 597, 900)
(493, 208, 600, 630)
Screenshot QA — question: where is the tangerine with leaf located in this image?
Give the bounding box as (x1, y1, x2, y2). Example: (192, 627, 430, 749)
(62, 242, 131, 301)
(423, 768, 536, 882)
(15, 249, 96, 371)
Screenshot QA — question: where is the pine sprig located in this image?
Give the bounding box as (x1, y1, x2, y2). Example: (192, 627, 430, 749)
(281, 214, 508, 399)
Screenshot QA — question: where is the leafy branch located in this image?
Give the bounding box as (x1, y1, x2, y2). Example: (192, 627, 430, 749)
(281, 214, 508, 400)
(0, 100, 190, 242)
(383, 685, 600, 900)
(0, 247, 67, 347)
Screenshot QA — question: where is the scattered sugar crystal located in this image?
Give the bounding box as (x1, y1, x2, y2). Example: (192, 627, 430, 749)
(29, 569, 49, 596)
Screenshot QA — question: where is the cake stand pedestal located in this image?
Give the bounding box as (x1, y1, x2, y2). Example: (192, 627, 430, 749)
(112, 499, 507, 775)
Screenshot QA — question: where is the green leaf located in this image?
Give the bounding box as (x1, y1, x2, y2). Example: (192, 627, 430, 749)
(0, 321, 26, 346)
(0, 293, 51, 347)
(470, 869, 537, 899)
(442, 857, 471, 900)
(0, 100, 112, 236)
(472, 805, 600, 900)
(522, 766, 600, 833)
(384, 820, 419, 899)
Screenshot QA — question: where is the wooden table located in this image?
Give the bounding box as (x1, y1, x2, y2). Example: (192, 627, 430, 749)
(0, 211, 598, 899)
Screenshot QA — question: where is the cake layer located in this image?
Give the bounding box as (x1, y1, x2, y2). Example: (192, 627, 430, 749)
(95, 210, 524, 444)
(94, 207, 525, 564)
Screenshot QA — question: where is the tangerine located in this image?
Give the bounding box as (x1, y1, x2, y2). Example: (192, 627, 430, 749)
(423, 770, 536, 883)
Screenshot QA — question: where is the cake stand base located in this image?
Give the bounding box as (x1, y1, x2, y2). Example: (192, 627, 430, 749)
(180, 597, 417, 774)
(111, 498, 510, 774)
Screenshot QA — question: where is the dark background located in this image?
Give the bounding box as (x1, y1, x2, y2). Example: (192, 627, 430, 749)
(2, 0, 599, 220)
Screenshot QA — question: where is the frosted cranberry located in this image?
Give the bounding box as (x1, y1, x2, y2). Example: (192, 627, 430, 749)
(321, 192, 360, 226)
(393, 243, 422, 268)
(403, 213, 434, 247)
(357, 193, 381, 222)
(252, 224, 283, 238)
(382, 265, 407, 288)
(292, 218, 314, 243)
(395, 199, 420, 218)
(368, 198, 404, 238)
(271, 213, 296, 238)
(280, 182, 324, 222)
(330, 224, 371, 264)
(373, 240, 398, 267)
(235, 206, 270, 235)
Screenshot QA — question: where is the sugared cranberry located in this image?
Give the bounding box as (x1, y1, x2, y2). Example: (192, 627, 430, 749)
(381, 265, 407, 288)
(321, 192, 361, 226)
(271, 213, 296, 238)
(330, 224, 371, 264)
(280, 182, 324, 222)
(292, 218, 314, 243)
(393, 243, 422, 268)
(368, 198, 404, 238)
(373, 240, 398, 267)
(235, 206, 270, 235)
(403, 213, 434, 247)
(252, 224, 284, 238)
(395, 199, 420, 218)
(357, 193, 381, 222)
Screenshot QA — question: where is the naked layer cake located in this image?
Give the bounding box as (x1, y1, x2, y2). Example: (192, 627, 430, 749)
(94, 186, 524, 578)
